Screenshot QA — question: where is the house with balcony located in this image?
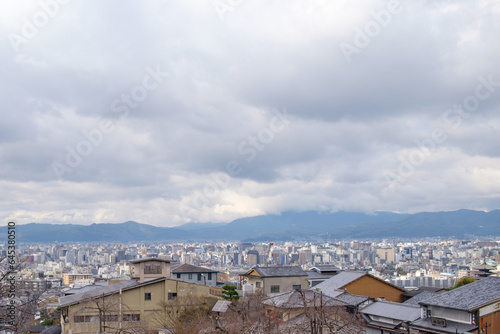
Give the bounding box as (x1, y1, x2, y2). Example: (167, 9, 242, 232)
(129, 258, 171, 282)
(171, 263, 219, 286)
(243, 266, 309, 295)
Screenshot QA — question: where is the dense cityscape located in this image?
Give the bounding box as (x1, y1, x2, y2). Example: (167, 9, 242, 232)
(1, 236, 499, 333)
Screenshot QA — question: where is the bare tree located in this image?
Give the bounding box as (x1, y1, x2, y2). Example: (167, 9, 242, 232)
(217, 292, 281, 334)
(147, 295, 217, 334)
(277, 290, 362, 334)
(0, 255, 43, 333)
(75, 292, 149, 334)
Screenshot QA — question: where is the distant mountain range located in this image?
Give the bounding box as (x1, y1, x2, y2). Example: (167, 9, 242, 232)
(3, 209, 500, 242)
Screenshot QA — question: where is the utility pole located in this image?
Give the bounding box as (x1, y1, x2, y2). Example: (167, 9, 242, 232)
(102, 292, 105, 333)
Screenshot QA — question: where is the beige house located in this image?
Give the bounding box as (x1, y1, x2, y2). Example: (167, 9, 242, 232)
(59, 277, 222, 333)
(243, 266, 309, 295)
(130, 258, 172, 282)
(59, 258, 222, 334)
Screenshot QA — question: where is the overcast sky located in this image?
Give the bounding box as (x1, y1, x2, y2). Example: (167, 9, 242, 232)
(1, 0, 500, 227)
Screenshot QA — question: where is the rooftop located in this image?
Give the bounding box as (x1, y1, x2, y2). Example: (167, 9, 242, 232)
(402, 290, 439, 306)
(246, 266, 308, 277)
(59, 280, 138, 307)
(309, 265, 341, 273)
(129, 258, 172, 264)
(420, 276, 500, 311)
(335, 292, 370, 306)
(263, 289, 347, 308)
(171, 263, 218, 273)
(314, 271, 366, 296)
(401, 286, 447, 297)
(361, 300, 420, 322)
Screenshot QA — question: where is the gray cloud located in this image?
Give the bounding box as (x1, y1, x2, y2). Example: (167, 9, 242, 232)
(1, 0, 499, 226)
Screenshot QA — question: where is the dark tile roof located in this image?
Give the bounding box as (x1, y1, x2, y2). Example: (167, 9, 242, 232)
(40, 326, 62, 334)
(307, 272, 335, 280)
(403, 290, 439, 306)
(402, 286, 447, 297)
(171, 263, 217, 273)
(419, 276, 500, 311)
(29, 325, 62, 334)
(249, 266, 308, 277)
(263, 289, 347, 308)
(335, 292, 370, 306)
(59, 280, 138, 306)
(360, 301, 420, 322)
(309, 265, 341, 273)
(129, 258, 171, 264)
(473, 263, 496, 270)
(242, 266, 307, 277)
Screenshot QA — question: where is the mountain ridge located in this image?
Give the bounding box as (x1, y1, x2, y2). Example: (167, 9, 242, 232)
(3, 209, 499, 242)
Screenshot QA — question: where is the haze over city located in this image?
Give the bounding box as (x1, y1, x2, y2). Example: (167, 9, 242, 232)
(1, 1, 500, 227)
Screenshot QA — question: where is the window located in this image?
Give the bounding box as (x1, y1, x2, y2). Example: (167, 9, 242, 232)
(256, 282, 261, 288)
(105, 314, 118, 322)
(176, 273, 181, 279)
(123, 314, 140, 322)
(188, 273, 193, 279)
(145, 292, 152, 301)
(168, 292, 177, 301)
(198, 273, 202, 281)
(271, 285, 280, 293)
(208, 273, 212, 280)
(144, 264, 161, 274)
(74, 315, 87, 323)
(293, 285, 301, 290)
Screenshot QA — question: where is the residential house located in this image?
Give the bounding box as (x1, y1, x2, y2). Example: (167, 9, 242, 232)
(307, 265, 341, 288)
(171, 263, 219, 287)
(262, 289, 348, 321)
(243, 266, 309, 295)
(129, 258, 171, 283)
(59, 278, 221, 334)
(59, 258, 221, 334)
(315, 271, 406, 303)
(410, 276, 500, 333)
(262, 289, 362, 332)
(360, 300, 420, 333)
